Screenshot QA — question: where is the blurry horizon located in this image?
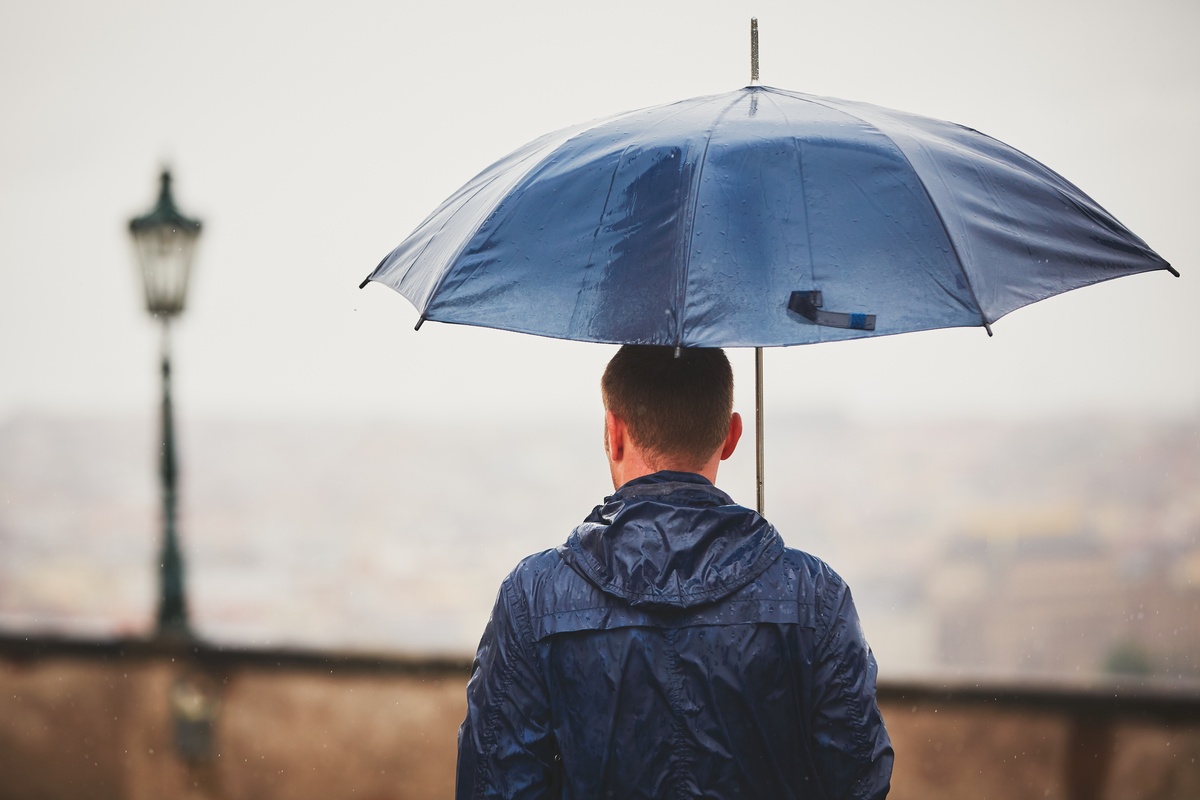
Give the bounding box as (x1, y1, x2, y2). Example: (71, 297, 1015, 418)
(3, 410, 1197, 684)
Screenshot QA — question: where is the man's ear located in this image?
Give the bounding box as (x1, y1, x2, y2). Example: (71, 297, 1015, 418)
(719, 412, 743, 461)
(605, 409, 627, 461)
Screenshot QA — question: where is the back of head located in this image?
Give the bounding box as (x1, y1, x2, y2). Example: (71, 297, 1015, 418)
(601, 345, 734, 469)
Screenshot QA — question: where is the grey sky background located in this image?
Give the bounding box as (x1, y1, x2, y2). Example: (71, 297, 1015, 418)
(1, 0, 1196, 430)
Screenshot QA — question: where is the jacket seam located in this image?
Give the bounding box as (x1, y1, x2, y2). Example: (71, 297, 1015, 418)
(509, 572, 540, 653)
(827, 627, 871, 754)
(813, 570, 838, 650)
(663, 628, 695, 799)
(508, 571, 554, 717)
(473, 576, 537, 798)
(822, 593, 875, 797)
(532, 595, 803, 620)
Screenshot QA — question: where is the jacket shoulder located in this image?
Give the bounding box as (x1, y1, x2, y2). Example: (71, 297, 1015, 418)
(506, 545, 604, 605)
(755, 546, 857, 637)
(776, 546, 848, 594)
(506, 546, 573, 590)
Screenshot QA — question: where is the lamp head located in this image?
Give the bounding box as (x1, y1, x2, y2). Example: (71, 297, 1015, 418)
(129, 169, 202, 319)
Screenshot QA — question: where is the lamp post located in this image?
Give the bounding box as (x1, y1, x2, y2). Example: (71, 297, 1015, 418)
(129, 169, 202, 639)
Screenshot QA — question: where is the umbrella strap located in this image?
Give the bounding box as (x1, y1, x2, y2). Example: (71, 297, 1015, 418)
(788, 291, 876, 331)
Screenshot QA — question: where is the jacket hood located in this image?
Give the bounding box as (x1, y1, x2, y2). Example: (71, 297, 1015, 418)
(560, 472, 784, 610)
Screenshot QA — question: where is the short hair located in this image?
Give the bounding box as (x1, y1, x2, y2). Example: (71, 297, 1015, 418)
(601, 345, 734, 467)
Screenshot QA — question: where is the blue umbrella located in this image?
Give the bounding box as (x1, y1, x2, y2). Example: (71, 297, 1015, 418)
(362, 27, 1175, 510)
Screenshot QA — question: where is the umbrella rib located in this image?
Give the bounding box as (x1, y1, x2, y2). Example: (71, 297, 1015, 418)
(782, 88, 995, 333)
(568, 159, 624, 339)
(422, 129, 603, 314)
(759, 89, 821, 336)
(677, 92, 747, 348)
(370, 141, 568, 317)
(567, 93, 739, 345)
(403, 111, 654, 326)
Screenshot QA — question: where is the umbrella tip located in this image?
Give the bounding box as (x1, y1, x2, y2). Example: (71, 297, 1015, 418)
(750, 18, 759, 86)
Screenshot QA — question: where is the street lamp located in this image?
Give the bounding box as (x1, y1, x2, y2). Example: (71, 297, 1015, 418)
(129, 169, 202, 639)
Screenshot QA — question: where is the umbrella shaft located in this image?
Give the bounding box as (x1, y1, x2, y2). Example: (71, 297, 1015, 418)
(756, 346, 764, 516)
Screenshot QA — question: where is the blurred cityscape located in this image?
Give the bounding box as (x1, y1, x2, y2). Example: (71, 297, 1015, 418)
(1, 411, 1197, 681)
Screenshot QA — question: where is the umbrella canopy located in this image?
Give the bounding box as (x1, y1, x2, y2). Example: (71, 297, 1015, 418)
(363, 85, 1174, 348)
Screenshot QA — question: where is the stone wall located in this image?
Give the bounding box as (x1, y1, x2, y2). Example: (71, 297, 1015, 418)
(2, 641, 1198, 799)
(0, 648, 464, 800)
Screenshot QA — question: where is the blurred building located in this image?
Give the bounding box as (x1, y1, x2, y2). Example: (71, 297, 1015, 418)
(930, 511, 1200, 678)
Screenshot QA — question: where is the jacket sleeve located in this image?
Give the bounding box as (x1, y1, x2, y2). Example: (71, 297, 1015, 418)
(457, 573, 560, 800)
(809, 575, 894, 800)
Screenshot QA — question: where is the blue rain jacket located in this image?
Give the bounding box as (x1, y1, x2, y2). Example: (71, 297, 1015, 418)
(457, 472, 893, 799)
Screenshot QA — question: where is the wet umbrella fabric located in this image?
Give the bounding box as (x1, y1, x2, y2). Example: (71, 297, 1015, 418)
(363, 85, 1174, 347)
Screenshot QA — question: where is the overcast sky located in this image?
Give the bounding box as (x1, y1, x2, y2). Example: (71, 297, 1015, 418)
(1, 0, 1196, 428)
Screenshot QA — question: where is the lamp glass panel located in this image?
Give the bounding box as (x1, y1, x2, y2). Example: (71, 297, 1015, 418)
(133, 226, 198, 317)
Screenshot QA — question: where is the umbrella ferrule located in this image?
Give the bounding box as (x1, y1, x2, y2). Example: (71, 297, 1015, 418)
(750, 18, 759, 86)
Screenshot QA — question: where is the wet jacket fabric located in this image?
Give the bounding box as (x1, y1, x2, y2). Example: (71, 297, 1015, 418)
(456, 471, 893, 799)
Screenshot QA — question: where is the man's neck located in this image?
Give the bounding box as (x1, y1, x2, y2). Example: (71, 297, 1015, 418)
(610, 455, 719, 490)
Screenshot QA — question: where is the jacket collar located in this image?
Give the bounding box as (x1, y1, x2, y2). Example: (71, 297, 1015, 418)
(607, 470, 734, 504)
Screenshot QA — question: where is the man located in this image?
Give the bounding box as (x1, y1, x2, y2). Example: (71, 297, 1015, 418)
(457, 345, 893, 799)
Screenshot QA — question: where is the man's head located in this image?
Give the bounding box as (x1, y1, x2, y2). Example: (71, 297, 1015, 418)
(601, 345, 741, 486)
